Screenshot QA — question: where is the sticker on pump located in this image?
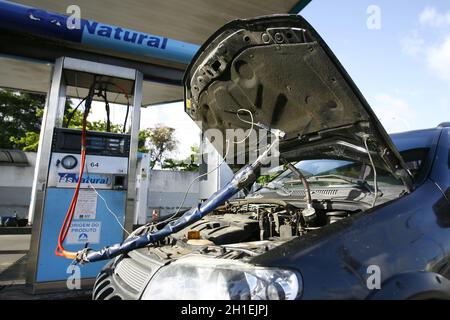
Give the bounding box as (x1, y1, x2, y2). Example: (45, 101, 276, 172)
(66, 221, 101, 244)
(74, 190, 98, 219)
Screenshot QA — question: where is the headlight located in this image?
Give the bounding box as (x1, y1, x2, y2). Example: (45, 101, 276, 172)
(141, 257, 302, 300)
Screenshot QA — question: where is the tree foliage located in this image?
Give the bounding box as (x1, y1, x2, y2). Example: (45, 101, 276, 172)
(0, 89, 46, 150)
(139, 124, 178, 169)
(162, 144, 200, 172)
(1, 89, 197, 172)
(64, 104, 123, 133)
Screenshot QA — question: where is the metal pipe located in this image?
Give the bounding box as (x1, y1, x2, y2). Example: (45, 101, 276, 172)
(281, 157, 312, 207)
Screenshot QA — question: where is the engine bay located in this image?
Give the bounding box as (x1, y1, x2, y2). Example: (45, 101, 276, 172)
(170, 199, 363, 246)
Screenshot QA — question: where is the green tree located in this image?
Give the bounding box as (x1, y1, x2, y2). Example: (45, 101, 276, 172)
(162, 144, 199, 172)
(64, 105, 123, 133)
(0, 89, 46, 150)
(1, 90, 180, 164)
(139, 124, 178, 169)
(1, 88, 127, 151)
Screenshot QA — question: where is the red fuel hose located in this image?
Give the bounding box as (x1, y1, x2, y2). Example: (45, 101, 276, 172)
(55, 81, 130, 260)
(54, 109, 88, 259)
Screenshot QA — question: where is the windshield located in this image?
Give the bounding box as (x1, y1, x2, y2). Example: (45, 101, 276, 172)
(262, 145, 430, 191)
(270, 159, 400, 189)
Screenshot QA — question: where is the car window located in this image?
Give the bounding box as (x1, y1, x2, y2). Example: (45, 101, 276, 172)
(265, 146, 430, 190)
(272, 159, 401, 188)
(399, 148, 429, 178)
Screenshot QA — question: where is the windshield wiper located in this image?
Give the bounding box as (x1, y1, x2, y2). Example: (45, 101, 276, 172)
(264, 181, 293, 195)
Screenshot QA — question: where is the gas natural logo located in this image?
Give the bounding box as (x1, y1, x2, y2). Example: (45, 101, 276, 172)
(83, 21, 168, 49)
(57, 173, 109, 185)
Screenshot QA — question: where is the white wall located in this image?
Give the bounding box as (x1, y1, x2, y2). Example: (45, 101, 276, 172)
(146, 170, 199, 221)
(0, 152, 36, 187)
(0, 152, 203, 221)
(0, 152, 36, 218)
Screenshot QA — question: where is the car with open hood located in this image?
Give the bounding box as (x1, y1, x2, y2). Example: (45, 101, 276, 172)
(92, 15, 450, 300)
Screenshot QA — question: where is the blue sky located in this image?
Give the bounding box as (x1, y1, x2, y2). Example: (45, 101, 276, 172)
(93, 1, 450, 159)
(301, 0, 450, 132)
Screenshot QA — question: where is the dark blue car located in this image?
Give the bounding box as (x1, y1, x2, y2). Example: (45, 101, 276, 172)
(93, 15, 450, 300)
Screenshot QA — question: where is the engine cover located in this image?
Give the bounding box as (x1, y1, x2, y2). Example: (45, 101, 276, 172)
(172, 214, 259, 245)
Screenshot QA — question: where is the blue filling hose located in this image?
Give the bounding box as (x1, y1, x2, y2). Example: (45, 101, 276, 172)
(79, 165, 256, 263)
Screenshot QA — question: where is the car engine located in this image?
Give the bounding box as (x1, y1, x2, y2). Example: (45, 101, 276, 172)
(170, 199, 361, 246)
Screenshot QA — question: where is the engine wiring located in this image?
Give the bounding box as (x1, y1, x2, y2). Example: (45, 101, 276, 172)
(281, 157, 312, 207)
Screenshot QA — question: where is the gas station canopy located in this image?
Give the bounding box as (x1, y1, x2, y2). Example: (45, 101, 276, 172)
(0, 0, 309, 106)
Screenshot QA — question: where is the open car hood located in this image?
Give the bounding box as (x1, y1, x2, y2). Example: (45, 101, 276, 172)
(183, 15, 413, 191)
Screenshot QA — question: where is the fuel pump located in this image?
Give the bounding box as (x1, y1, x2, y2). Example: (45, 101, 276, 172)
(26, 57, 142, 293)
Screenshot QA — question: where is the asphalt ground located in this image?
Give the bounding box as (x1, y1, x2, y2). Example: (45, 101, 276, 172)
(0, 234, 91, 299)
(0, 234, 30, 285)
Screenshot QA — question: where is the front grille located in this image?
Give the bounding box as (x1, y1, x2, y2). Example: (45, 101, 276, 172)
(92, 270, 123, 300)
(114, 257, 151, 293)
(93, 253, 157, 300)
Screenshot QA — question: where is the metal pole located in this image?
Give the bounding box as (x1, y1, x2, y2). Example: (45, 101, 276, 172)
(124, 70, 143, 233)
(26, 57, 66, 288)
(134, 153, 150, 225)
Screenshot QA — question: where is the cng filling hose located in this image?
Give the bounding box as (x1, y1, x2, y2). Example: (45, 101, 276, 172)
(72, 127, 285, 264)
(55, 79, 131, 260)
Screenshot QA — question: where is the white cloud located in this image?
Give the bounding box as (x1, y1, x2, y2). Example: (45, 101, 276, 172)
(401, 30, 425, 57)
(426, 35, 450, 84)
(402, 7, 450, 58)
(419, 7, 450, 28)
(400, 7, 450, 86)
(371, 94, 417, 133)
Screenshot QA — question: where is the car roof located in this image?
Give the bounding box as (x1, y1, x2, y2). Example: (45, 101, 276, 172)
(390, 128, 441, 152)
